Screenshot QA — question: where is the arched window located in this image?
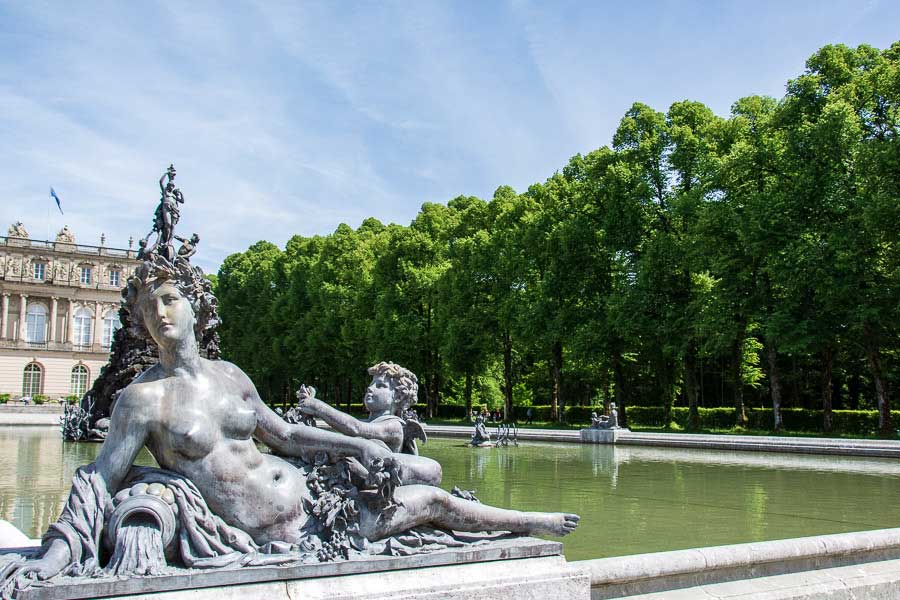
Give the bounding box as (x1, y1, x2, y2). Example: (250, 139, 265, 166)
(73, 307, 93, 347)
(70, 364, 89, 397)
(102, 309, 120, 350)
(22, 363, 42, 396)
(25, 303, 48, 343)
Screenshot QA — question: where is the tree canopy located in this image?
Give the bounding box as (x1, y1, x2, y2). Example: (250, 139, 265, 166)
(217, 42, 900, 435)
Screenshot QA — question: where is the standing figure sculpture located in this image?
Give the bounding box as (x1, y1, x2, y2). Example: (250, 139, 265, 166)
(1, 175, 578, 598)
(139, 164, 184, 261)
(294, 362, 427, 456)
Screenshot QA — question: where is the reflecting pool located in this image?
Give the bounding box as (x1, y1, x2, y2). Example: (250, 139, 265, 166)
(2, 427, 899, 561)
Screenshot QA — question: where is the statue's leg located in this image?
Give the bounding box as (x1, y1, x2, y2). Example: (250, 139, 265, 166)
(395, 454, 442, 486)
(360, 485, 578, 540)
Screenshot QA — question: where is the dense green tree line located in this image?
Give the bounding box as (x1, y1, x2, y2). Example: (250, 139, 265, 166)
(216, 42, 900, 435)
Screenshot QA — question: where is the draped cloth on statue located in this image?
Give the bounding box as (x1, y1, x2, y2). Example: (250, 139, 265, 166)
(2, 458, 489, 598)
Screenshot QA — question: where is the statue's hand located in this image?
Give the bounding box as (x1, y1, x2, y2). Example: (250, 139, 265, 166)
(361, 438, 393, 466)
(295, 385, 319, 414)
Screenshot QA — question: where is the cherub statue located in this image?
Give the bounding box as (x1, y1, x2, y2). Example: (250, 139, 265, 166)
(295, 361, 427, 456)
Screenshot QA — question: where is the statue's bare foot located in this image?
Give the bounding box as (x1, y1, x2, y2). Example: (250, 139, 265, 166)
(528, 512, 580, 537)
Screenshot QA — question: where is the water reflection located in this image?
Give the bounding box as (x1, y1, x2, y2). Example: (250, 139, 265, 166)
(0, 427, 155, 540)
(421, 438, 900, 560)
(1, 428, 898, 561)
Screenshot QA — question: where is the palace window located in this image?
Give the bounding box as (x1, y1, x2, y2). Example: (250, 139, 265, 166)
(22, 363, 42, 397)
(102, 310, 120, 349)
(33, 262, 45, 280)
(73, 307, 93, 347)
(70, 364, 89, 397)
(25, 303, 47, 343)
(80, 266, 92, 285)
(108, 269, 120, 287)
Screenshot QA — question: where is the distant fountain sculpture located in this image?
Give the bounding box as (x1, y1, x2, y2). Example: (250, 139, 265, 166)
(2, 167, 579, 599)
(495, 422, 519, 446)
(590, 403, 620, 430)
(470, 415, 493, 447)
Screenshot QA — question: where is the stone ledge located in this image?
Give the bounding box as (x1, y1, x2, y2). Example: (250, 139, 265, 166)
(615, 558, 900, 599)
(20, 537, 564, 600)
(118, 555, 590, 600)
(579, 527, 900, 599)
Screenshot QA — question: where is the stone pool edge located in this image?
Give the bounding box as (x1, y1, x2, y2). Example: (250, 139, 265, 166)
(424, 424, 900, 459)
(578, 526, 900, 598)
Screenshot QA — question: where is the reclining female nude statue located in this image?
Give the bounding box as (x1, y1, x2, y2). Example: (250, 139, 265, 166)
(1, 237, 578, 596)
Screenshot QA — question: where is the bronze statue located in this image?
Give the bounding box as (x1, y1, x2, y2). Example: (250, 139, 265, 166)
(139, 164, 185, 262)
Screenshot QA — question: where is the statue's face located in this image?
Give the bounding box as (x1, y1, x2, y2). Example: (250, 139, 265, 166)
(138, 281, 195, 346)
(364, 373, 395, 413)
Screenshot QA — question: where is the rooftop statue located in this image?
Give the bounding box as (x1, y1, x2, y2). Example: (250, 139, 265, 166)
(2, 168, 578, 599)
(55, 225, 75, 244)
(6, 222, 28, 239)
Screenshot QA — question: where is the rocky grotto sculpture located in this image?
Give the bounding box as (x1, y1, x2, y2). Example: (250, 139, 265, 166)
(0, 170, 579, 599)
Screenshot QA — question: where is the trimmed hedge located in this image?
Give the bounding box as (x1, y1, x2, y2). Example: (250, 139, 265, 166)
(289, 400, 894, 436)
(0, 393, 9, 404)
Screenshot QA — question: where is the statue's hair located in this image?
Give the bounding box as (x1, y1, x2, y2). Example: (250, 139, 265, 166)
(123, 256, 219, 343)
(367, 361, 418, 412)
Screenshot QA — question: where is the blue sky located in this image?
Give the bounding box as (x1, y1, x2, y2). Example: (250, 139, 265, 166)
(2, 1, 898, 273)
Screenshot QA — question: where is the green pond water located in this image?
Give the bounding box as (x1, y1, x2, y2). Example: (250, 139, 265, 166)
(2, 426, 899, 561)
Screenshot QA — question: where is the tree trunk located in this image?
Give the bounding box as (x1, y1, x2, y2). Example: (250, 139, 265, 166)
(550, 340, 562, 422)
(766, 340, 783, 433)
(864, 326, 892, 437)
(848, 371, 861, 410)
(821, 347, 834, 433)
(685, 345, 700, 430)
(503, 331, 513, 420)
(613, 351, 627, 429)
(431, 364, 442, 418)
(464, 371, 473, 414)
(732, 327, 748, 427)
(345, 376, 352, 412)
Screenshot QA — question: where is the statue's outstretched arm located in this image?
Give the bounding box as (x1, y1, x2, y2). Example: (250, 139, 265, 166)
(221, 362, 391, 464)
(298, 396, 403, 450)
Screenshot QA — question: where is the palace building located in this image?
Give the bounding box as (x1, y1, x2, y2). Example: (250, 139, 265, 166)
(0, 222, 141, 400)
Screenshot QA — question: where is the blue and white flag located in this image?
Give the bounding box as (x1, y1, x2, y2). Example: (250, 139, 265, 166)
(50, 187, 63, 214)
